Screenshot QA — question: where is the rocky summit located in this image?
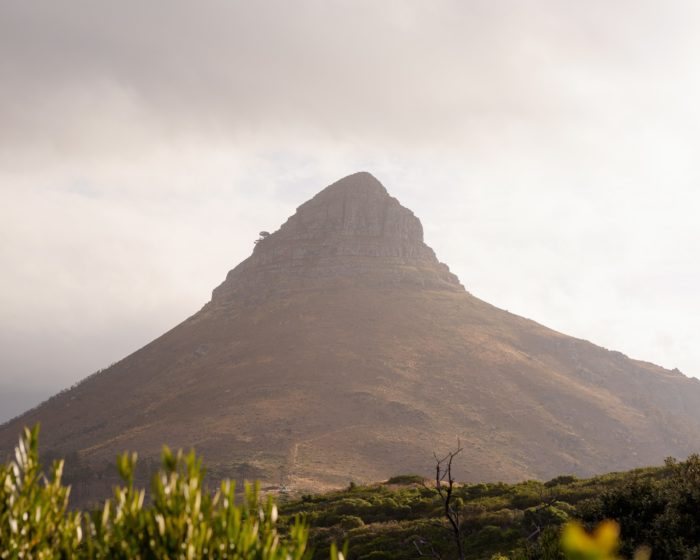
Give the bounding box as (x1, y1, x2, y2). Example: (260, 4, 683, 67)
(2, 171, 700, 506)
(211, 171, 461, 301)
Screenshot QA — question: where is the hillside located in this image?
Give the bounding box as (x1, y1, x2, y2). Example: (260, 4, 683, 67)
(4, 424, 698, 559)
(2, 171, 700, 506)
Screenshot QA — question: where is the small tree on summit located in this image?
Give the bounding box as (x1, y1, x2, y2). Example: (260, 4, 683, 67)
(254, 231, 271, 244)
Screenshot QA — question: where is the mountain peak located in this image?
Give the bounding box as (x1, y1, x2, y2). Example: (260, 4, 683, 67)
(313, 171, 388, 199)
(211, 173, 462, 303)
(287, 171, 412, 241)
(5, 171, 700, 507)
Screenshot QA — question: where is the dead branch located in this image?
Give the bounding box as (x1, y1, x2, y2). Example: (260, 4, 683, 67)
(433, 440, 465, 560)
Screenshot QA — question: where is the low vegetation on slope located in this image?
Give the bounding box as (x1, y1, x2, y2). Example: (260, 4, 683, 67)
(2, 426, 700, 559)
(280, 458, 700, 559)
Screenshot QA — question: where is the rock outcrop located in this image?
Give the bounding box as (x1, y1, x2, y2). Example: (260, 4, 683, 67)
(212, 172, 461, 303)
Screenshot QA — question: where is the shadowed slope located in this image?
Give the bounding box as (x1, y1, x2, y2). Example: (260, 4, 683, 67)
(2, 172, 700, 505)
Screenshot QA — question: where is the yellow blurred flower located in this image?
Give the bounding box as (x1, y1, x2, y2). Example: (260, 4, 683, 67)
(561, 520, 621, 560)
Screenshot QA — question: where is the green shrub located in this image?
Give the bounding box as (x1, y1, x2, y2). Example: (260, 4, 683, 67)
(385, 475, 424, 485)
(545, 475, 578, 488)
(0, 425, 82, 558)
(0, 426, 345, 560)
(337, 515, 364, 530)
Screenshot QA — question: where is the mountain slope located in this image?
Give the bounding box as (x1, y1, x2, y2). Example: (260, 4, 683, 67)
(2, 172, 699, 504)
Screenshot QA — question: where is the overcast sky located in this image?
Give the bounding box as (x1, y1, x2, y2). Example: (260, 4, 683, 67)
(1, 0, 699, 422)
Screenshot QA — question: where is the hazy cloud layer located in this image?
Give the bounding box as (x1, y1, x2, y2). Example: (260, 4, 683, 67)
(1, 1, 699, 421)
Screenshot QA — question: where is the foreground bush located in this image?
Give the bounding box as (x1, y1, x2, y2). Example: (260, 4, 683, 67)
(0, 425, 82, 558)
(0, 426, 342, 559)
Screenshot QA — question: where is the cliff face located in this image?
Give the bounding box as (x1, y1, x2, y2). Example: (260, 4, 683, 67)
(212, 172, 461, 302)
(2, 172, 700, 507)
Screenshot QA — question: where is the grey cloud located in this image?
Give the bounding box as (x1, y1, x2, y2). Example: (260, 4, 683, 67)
(3, 0, 696, 158)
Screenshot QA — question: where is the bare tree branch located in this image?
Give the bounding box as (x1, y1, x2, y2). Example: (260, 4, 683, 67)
(433, 440, 465, 560)
(413, 536, 442, 559)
